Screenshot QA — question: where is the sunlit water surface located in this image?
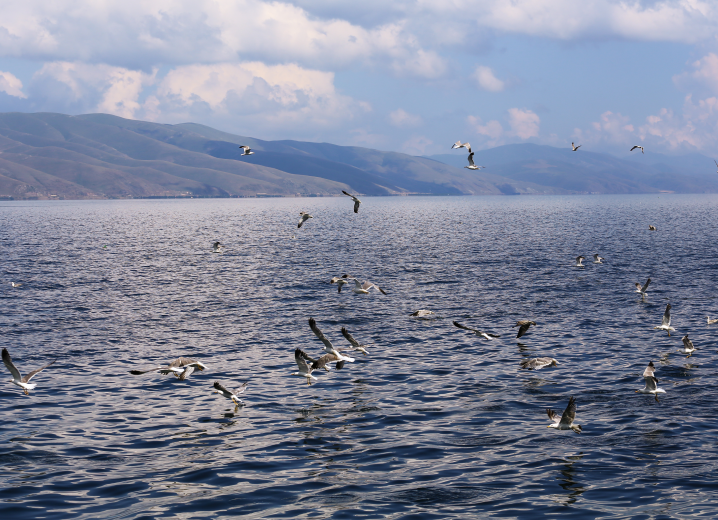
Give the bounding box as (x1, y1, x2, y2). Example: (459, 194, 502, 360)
(1, 195, 718, 519)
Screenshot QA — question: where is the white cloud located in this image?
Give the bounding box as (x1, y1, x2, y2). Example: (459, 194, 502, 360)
(674, 53, 718, 95)
(638, 95, 718, 150)
(472, 66, 504, 92)
(467, 115, 504, 147)
(389, 108, 422, 127)
(0, 71, 27, 98)
(508, 108, 539, 139)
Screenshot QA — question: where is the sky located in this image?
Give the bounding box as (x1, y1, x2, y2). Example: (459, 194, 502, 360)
(0, 0, 717, 156)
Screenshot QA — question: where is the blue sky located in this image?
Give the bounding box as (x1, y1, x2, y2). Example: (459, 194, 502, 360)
(0, 1, 716, 156)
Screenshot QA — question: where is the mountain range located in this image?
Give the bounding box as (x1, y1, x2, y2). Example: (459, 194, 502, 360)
(0, 112, 715, 200)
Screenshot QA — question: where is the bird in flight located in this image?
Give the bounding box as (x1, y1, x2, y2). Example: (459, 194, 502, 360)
(2, 348, 56, 395)
(593, 254, 604, 264)
(213, 381, 248, 409)
(239, 145, 254, 156)
(635, 278, 651, 300)
(575, 256, 585, 267)
(452, 321, 500, 340)
(630, 145, 645, 154)
(465, 152, 480, 170)
(546, 396, 582, 434)
(298, 212, 313, 228)
(635, 361, 665, 402)
(513, 320, 537, 339)
(451, 141, 472, 153)
(342, 191, 362, 213)
(654, 304, 676, 337)
(212, 241, 223, 253)
(571, 142, 581, 151)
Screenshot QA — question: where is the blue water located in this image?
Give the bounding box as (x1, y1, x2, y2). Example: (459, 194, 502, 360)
(1, 194, 717, 519)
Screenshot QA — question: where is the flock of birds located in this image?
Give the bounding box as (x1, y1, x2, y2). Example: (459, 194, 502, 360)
(4, 141, 717, 435)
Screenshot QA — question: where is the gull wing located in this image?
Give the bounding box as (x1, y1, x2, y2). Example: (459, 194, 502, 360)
(546, 407, 560, 426)
(558, 396, 577, 428)
(178, 366, 195, 381)
(662, 304, 671, 327)
(361, 281, 373, 290)
(214, 381, 231, 394)
(642, 363, 655, 378)
(23, 359, 56, 383)
(312, 353, 339, 371)
(309, 318, 334, 351)
(168, 357, 197, 368)
(516, 323, 531, 339)
(453, 321, 480, 333)
(467, 152, 475, 167)
(342, 190, 354, 198)
(129, 366, 165, 375)
(341, 327, 361, 348)
(234, 381, 249, 395)
(2, 348, 23, 381)
(451, 141, 461, 149)
(682, 335, 694, 350)
(644, 376, 658, 391)
(642, 278, 652, 292)
(353, 200, 360, 213)
(294, 348, 313, 373)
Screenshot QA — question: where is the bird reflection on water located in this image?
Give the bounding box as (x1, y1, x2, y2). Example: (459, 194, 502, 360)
(553, 453, 586, 506)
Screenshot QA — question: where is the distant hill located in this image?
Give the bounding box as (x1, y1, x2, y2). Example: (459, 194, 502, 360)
(0, 112, 715, 200)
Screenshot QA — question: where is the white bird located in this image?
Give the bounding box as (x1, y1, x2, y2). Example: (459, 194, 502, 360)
(635, 361, 665, 402)
(298, 212, 313, 229)
(575, 256, 585, 267)
(452, 321, 500, 340)
(411, 309, 434, 317)
(341, 190, 361, 213)
(678, 335, 696, 358)
(2, 348, 56, 395)
(546, 396, 582, 434)
(350, 278, 387, 295)
(212, 241, 223, 253)
(341, 327, 369, 355)
(635, 278, 651, 299)
(292, 348, 318, 385)
(593, 254, 604, 264)
(465, 152, 479, 170)
(330, 275, 352, 293)
(129, 357, 207, 381)
(10, 282, 22, 288)
(451, 141, 472, 153)
(213, 381, 248, 408)
(571, 142, 581, 151)
(654, 304, 675, 337)
(630, 145, 645, 154)
(309, 318, 355, 364)
(520, 357, 558, 370)
(708, 316, 718, 325)
(239, 145, 254, 156)
(649, 225, 656, 231)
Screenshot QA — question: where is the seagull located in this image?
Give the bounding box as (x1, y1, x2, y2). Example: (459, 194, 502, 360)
(575, 256, 585, 267)
(10, 282, 21, 288)
(411, 309, 434, 317)
(546, 396, 582, 434)
(571, 142, 581, 151)
(213, 381, 248, 409)
(2, 348, 56, 395)
(292, 348, 318, 385)
(514, 320, 537, 339)
(654, 304, 675, 337)
(212, 241, 223, 253)
(649, 225, 656, 231)
(678, 335, 696, 358)
(298, 212, 313, 228)
(635, 361, 665, 402)
(341, 191, 361, 213)
(239, 145, 254, 156)
(308, 318, 355, 364)
(341, 327, 369, 355)
(593, 254, 604, 264)
(452, 321, 500, 340)
(350, 278, 387, 295)
(330, 276, 352, 293)
(465, 152, 479, 170)
(520, 357, 558, 370)
(635, 278, 651, 299)
(129, 357, 207, 381)
(630, 145, 645, 154)
(451, 140, 472, 153)
(708, 316, 718, 325)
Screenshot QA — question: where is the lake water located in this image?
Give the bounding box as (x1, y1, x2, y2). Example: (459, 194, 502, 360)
(1, 194, 717, 519)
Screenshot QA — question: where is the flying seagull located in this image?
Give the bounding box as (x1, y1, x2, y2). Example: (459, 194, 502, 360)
(2, 348, 55, 395)
(292, 348, 319, 385)
(654, 304, 675, 336)
(678, 335, 696, 358)
(520, 357, 558, 370)
(341, 191, 362, 213)
(341, 327, 369, 355)
(513, 320, 537, 339)
(546, 396, 582, 433)
(298, 212, 313, 228)
(451, 140, 472, 153)
(575, 256, 585, 267)
(708, 316, 718, 325)
(630, 145, 645, 154)
(10, 282, 21, 288)
(213, 381, 248, 409)
(593, 254, 604, 264)
(239, 145, 254, 156)
(212, 241, 224, 253)
(452, 321, 500, 340)
(309, 318, 355, 365)
(635, 278, 651, 299)
(635, 361, 665, 402)
(330, 276, 352, 293)
(129, 357, 207, 381)
(571, 142, 581, 151)
(350, 278, 387, 295)
(465, 152, 479, 170)
(649, 225, 656, 231)
(411, 309, 434, 317)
